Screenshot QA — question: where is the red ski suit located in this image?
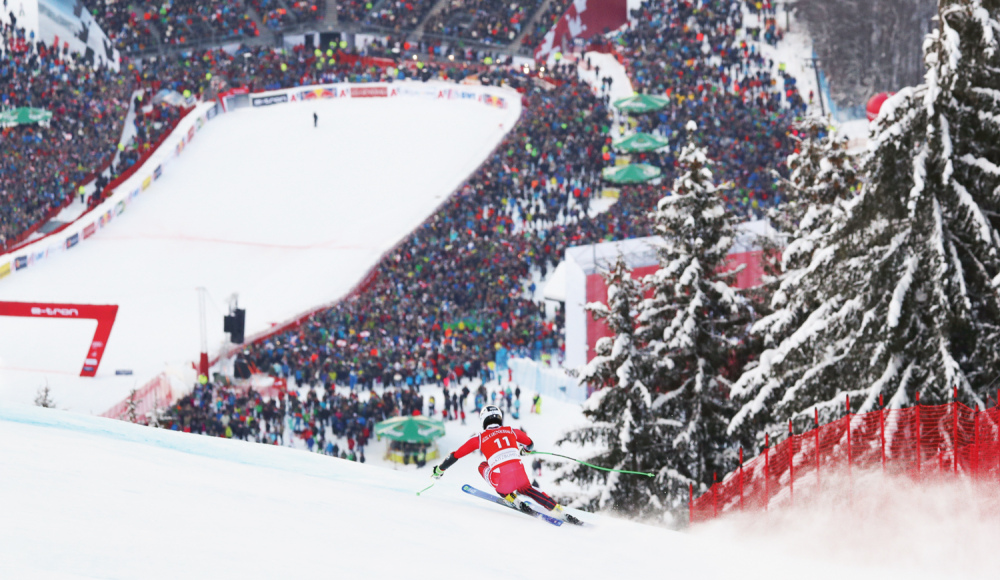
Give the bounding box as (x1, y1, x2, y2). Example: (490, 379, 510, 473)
(452, 425, 557, 510)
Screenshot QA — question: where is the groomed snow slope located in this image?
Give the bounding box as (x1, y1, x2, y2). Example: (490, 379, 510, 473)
(0, 95, 519, 414)
(0, 404, 878, 580)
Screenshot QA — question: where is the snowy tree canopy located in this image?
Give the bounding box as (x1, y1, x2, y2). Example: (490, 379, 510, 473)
(770, 115, 860, 246)
(558, 255, 674, 520)
(763, 116, 861, 338)
(637, 125, 750, 511)
(731, 0, 1000, 436)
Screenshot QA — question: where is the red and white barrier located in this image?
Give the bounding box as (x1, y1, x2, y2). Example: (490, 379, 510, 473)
(99, 373, 174, 423)
(690, 395, 1000, 522)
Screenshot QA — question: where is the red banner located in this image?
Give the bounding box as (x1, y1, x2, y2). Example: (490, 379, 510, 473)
(0, 301, 119, 377)
(351, 86, 388, 98)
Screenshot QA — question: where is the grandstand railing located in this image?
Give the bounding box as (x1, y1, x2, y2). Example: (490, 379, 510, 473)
(690, 392, 1000, 523)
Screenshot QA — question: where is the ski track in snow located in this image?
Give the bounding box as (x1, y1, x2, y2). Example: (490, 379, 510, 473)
(0, 403, 875, 580)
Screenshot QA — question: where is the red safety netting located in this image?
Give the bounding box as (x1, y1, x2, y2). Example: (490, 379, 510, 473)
(690, 398, 1000, 523)
(99, 373, 174, 422)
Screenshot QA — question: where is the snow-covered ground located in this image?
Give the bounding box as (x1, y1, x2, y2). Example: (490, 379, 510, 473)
(577, 51, 635, 103)
(0, 402, 896, 580)
(0, 96, 520, 414)
(285, 382, 590, 499)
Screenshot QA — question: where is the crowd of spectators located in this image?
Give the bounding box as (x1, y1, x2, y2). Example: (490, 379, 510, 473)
(618, 0, 804, 214)
(84, 1, 158, 53)
(423, 0, 543, 44)
(518, 0, 571, 50)
(250, 0, 325, 30)
(743, 0, 783, 47)
(159, 373, 449, 461)
(6, 1, 811, 456)
(0, 24, 132, 249)
(87, 0, 259, 49)
(338, 0, 377, 26)
(366, 0, 437, 30)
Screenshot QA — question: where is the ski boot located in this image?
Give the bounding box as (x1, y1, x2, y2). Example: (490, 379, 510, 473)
(504, 492, 536, 515)
(553, 504, 584, 526)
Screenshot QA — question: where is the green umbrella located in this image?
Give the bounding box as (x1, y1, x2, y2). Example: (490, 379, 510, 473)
(613, 93, 668, 114)
(0, 107, 53, 127)
(602, 163, 662, 184)
(613, 132, 669, 153)
(374, 415, 446, 444)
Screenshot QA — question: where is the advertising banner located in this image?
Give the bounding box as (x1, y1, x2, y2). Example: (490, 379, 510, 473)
(141, 175, 152, 191)
(482, 94, 508, 109)
(252, 94, 289, 107)
(65, 233, 79, 249)
(0, 262, 10, 279)
(15, 256, 28, 270)
(299, 88, 336, 100)
(351, 86, 388, 98)
(0, 301, 119, 377)
(83, 223, 96, 239)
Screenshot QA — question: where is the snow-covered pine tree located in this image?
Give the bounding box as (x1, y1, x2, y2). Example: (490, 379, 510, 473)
(34, 384, 56, 408)
(757, 116, 861, 342)
(770, 115, 860, 272)
(636, 121, 748, 512)
(124, 388, 142, 423)
(556, 255, 667, 519)
(730, 0, 1000, 437)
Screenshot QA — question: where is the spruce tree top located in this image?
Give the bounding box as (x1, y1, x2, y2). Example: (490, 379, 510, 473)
(731, 0, 1000, 435)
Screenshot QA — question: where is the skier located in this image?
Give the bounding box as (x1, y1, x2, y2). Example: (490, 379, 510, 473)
(431, 405, 581, 525)
(313, 112, 318, 127)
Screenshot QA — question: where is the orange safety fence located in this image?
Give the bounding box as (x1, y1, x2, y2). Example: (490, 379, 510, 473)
(690, 392, 1000, 523)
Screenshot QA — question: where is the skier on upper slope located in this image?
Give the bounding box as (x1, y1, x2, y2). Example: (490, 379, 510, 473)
(432, 405, 582, 525)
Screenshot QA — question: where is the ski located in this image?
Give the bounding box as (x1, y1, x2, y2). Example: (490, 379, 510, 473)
(523, 501, 588, 527)
(461, 485, 563, 526)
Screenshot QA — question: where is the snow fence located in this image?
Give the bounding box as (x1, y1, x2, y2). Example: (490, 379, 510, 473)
(690, 397, 1000, 523)
(509, 358, 588, 404)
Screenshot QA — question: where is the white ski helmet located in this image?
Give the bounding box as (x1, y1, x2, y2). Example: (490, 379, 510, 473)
(480, 405, 503, 430)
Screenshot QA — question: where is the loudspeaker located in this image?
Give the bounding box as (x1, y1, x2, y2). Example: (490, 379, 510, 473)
(224, 308, 246, 344)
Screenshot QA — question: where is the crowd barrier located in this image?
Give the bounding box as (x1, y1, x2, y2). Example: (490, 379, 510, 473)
(0, 101, 221, 281)
(245, 79, 515, 110)
(509, 358, 588, 404)
(690, 393, 1000, 523)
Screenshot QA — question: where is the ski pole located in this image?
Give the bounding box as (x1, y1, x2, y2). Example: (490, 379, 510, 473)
(416, 482, 436, 496)
(529, 451, 655, 477)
